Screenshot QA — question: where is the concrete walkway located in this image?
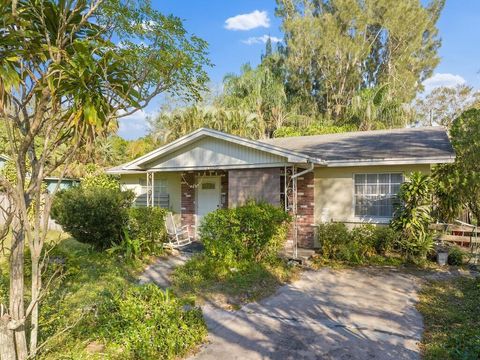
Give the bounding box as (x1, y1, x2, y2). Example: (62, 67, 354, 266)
(138, 242, 204, 288)
(190, 268, 424, 360)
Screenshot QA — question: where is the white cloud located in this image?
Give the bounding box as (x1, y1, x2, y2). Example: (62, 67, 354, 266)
(242, 35, 282, 45)
(422, 73, 466, 93)
(225, 10, 270, 31)
(118, 110, 155, 140)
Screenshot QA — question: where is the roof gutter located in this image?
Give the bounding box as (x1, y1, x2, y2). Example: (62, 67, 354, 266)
(291, 162, 315, 179)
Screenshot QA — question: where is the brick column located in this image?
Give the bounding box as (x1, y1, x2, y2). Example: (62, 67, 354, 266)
(296, 171, 315, 248)
(181, 172, 195, 237)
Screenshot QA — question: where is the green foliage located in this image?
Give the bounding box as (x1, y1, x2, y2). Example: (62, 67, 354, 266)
(317, 223, 351, 260)
(276, 0, 443, 121)
(150, 105, 266, 142)
(127, 207, 168, 255)
(51, 187, 134, 249)
(200, 201, 291, 264)
(449, 108, 480, 224)
(173, 202, 294, 307)
(391, 172, 434, 260)
(447, 247, 465, 266)
(432, 164, 465, 223)
(273, 123, 357, 138)
(28, 236, 205, 359)
(316, 223, 398, 264)
(418, 277, 480, 359)
(97, 285, 206, 359)
(81, 164, 120, 190)
(415, 84, 480, 128)
(172, 254, 296, 306)
(372, 226, 398, 255)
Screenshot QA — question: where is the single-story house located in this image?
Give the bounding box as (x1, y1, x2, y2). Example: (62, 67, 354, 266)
(107, 126, 455, 249)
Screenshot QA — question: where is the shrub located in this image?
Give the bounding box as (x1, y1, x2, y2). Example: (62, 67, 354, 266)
(128, 207, 168, 251)
(317, 223, 401, 264)
(373, 226, 398, 255)
(51, 186, 134, 249)
(96, 284, 207, 359)
(391, 172, 434, 260)
(448, 246, 465, 265)
(316, 223, 351, 260)
(200, 201, 291, 264)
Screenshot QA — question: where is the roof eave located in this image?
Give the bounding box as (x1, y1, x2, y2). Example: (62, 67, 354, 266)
(326, 156, 456, 167)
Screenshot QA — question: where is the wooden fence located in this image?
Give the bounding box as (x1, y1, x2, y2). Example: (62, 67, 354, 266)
(430, 223, 479, 247)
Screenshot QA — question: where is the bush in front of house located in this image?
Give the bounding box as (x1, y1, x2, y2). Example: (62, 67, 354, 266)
(391, 171, 434, 260)
(200, 201, 291, 264)
(316, 223, 399, 264)
(447, 246, 466, 265)
(127, 207, 168, 253)
(96, 284, 207, 360)
(51, 186, 134, 249)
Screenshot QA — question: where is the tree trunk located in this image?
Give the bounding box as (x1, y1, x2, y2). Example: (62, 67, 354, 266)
(0, 314, 16, 360)
(29, 257, 40, 356)
(9, 217, 28, 360)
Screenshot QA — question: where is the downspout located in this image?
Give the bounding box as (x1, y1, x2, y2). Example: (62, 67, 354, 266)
(290, 162, 315, 259)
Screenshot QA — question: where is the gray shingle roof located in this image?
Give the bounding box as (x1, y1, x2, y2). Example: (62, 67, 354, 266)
(260, 127, 455, 163)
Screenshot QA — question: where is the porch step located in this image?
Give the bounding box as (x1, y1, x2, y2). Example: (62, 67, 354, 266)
(280, 247, 316, 265)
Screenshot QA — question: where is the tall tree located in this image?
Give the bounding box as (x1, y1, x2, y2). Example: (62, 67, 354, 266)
(220, 60, 288, 138)
(276, 0, 444, 121)
(0, 1, 209, 358)
(414, 84, 480, 128)
(449, 109, 480, 224)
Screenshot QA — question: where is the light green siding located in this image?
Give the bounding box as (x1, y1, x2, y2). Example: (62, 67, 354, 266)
(120, 172, 181, 214)
(314, 164, 431, 225)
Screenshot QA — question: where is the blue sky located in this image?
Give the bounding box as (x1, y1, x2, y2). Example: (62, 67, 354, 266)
(118, 1, 480, 139)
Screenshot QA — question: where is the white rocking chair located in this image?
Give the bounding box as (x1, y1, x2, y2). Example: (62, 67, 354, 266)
(164, 212, 192, 249)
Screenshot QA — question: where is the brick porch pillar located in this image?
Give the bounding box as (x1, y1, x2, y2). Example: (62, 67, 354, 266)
(296, 171, 315, 248)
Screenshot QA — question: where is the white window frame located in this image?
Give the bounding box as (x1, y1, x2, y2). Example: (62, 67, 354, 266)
(353, 172, 403, 221)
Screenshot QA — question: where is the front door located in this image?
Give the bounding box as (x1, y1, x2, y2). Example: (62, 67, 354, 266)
(196, 176, 221, 230)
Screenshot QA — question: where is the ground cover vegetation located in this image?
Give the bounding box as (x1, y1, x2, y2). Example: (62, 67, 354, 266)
(1, 234, 206, 360)
(418, 277, 480, 360)
(172, 202, 298, 308)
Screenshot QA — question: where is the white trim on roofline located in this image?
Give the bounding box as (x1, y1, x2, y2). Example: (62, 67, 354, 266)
(108, 162, 298, 174)
(326, 156, 455, 167)
(121, 128, 324, 170)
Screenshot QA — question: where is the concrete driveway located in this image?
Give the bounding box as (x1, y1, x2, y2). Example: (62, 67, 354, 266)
(191, 268, 423, 360)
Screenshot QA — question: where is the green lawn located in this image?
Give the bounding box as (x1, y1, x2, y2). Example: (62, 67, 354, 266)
(417, 276, 480, 360)
(171, 254, 299, 309)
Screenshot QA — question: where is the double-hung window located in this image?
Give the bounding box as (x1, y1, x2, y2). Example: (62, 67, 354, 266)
(354, 173, 403, 218)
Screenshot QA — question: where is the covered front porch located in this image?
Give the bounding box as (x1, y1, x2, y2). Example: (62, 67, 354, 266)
(120, 165, 316, 251)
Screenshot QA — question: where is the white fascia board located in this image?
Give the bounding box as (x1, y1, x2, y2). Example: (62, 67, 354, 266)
(105, 168, 146, 175)
(148, 162, 293, 172)
(326, 156, 455, 167)
(124, 128, 324, 170)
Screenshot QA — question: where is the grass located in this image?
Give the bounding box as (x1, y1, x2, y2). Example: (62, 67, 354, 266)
(171, 254, 299, 309)
(417, 276, 480, 360)
(0, 233, 207, 359)
(310, 252, 409, 269)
